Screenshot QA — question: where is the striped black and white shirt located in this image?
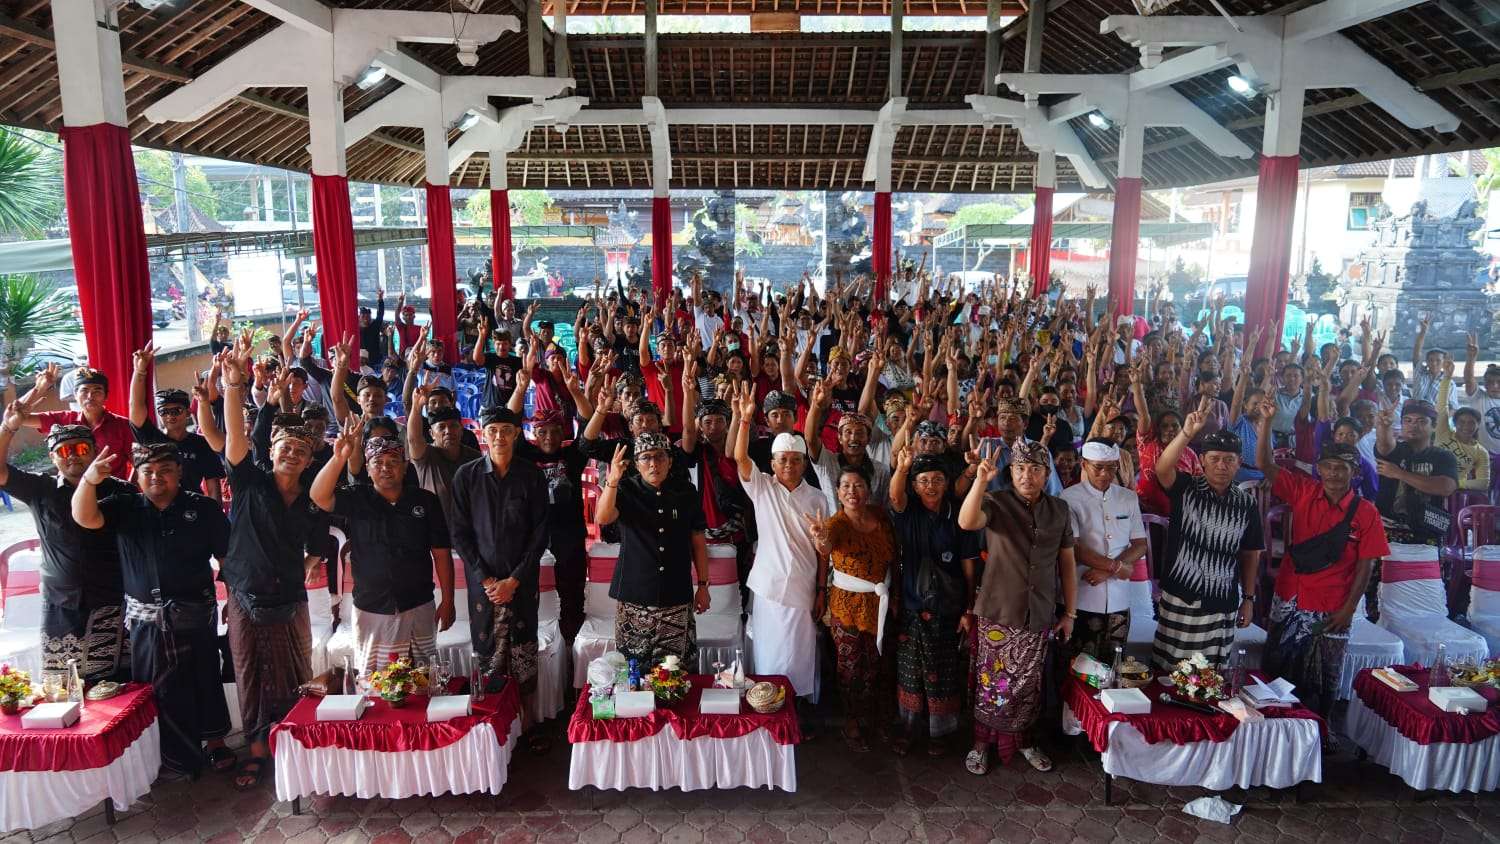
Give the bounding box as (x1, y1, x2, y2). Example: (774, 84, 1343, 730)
(1160, 474, 1264, 612)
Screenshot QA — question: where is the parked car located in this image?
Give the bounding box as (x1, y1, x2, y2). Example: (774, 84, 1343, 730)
(151, 299, 174, 329)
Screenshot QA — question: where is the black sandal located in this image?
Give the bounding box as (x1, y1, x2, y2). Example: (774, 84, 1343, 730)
(526, 731, 553, 756)
(232, 758, 268, 791)
(207, 746, 236, 773)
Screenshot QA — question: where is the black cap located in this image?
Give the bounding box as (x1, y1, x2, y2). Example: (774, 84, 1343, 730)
(427, 406, 462, 425)
(479, 405, 523, 428)
(1198, 429, 1243, 456)
(154, 388, 190, 409)
(356, 375, 385, 394)
(131, 441, 180, 466)
(1317, 441, 1361, 468)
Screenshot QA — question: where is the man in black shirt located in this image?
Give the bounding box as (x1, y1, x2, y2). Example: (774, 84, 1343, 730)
(358, 288, 387, 369)
(1372, 399, 1459, 618)
(130, 345, 226, 502)
(472, 324, 522, 409)
(0, 415, 131, 682)
(595, 435, 710, 667)
(510, 407, 589, 643)
(449, 406, 549, 747)
(311, 422, 455, 673)
(72, 441, 234, 777)
(218, 355, 324, 790)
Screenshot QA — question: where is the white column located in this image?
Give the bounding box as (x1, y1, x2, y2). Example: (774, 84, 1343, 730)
(305, 74, 348, 176)
(422, 98, 449, 186)
(489, 150, 509, 190)
(1262, 85, 1306, 158)
(1035, 149, 1057, 190)
(263, 176, 277, 223)
(51, 0, 127, 127)
(1117, 108, 1144, 180)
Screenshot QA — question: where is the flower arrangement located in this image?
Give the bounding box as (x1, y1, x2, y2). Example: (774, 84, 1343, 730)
(1169, 653, 1227, 702)
(644, 655, 690, 704)
(368, 655, 429, 706)
(0, 665, 33, 713)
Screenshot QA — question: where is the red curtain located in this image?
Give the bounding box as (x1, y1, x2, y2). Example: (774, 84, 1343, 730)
(1029, 186, 1055, 298)
(425, 184, 459, 365)
(491, 189, 513, 301)
(1244, 155, 1301, 344)
(60, 124, 152, 415)
(872, 192, 892, 302)
(1106, 177, 1143, 317)
(311, 174, 360, 362)
(651, 196, 672, 307)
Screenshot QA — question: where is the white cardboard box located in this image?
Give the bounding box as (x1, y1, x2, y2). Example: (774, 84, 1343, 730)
(700, 688, 742, 715)
(614, 691, 656, 718)
(1099, 687, 1152, 715)
(1428, 686, 1489, 714)
(21, 701, 80, 729)
(315, 694, 371, 721)
(426, 695, 471, 722)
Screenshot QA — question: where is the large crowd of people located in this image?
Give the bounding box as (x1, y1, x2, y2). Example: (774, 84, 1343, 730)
(11, 267, 1493, 786)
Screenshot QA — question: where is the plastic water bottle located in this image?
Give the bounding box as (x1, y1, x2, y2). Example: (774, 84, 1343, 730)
(1108, 645, 1125, 689)
(1226, 648, 1248, 698)
(470, 652, 486, 702)
(66, 659, 83, 707)
(1430, 643, 1450, 688)
(341, 656, 355, 696)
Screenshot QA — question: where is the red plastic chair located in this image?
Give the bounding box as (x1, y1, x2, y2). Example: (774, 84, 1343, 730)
(1445, 504, 1500, 619)
(1260, 505, 1292, 625)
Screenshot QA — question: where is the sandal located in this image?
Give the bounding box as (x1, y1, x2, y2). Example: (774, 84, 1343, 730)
(232, 758, 268, 791)
(891, 734, 912, 757)
(964, 748, 989, 776)
(927, 736, 950, 758)
(1020, 747, 1054, 773)
(526, 731, 554, 756)
(207, 746, 236, 773)
(842, 722, 871, 754)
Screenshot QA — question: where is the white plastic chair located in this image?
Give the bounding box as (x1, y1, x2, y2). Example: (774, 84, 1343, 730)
(693, 544, 744, 673)
(1337, 598, 1405, 700)
(1378, 543, 1489, 665)
(0, 539, 44, 678)
(571, 543, 620, 687)
(1123, 557, 1158, 662)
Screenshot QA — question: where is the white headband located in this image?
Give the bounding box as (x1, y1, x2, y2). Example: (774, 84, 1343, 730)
(1081, 441, 1121, 462)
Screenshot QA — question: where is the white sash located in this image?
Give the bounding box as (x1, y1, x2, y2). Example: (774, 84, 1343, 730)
(830, 569, 890, 654)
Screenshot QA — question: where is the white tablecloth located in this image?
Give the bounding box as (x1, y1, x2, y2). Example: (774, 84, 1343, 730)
(0, 720, 160, 833)
(1346, 694, 1500, 793)
(568, 728, 796, 792)
(273, 715, 521, 801)
(1062, 705, 1321, 790)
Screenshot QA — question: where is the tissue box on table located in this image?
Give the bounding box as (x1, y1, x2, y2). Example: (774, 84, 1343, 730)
(315, 694, 370, 721)
(21, 701, 80, 729)
(614, 690, 656, 718)
(1428, 686, 1488, 713)
(700, 688, 742, 715)
(1099, 687, 1151, 715)
(426, 695, 471, 722)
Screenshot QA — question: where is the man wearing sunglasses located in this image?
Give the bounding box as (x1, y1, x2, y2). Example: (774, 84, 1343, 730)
(0, 416, 133, 683)
(128, 343, 226, 503)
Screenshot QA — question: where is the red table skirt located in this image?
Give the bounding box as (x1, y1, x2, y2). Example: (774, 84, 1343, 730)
(1352, 666, 1500, 746)
(269, 680, 521, 755)
(0, 684, 157, 772)
(1063, 674, 1325, 753)
(567, 675, 801, 746)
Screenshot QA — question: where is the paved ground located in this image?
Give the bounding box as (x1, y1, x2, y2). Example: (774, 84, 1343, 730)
(2, 699, 1497, 844)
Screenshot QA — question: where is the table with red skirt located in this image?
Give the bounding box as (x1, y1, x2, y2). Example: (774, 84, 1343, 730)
(269, 679, 522, 810)
(1347, 666, 1500, 793)
(1060, 674, 1325, 802)
(0, 684, 159, 832)
(567, 675, 801, 792)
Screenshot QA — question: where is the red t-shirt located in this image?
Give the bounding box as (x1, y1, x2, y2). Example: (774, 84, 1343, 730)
(641, 358, 685, 430)
(1272, 469, 1390, 612)
(36, 409, 135, 480)
(1136, 432, 1201, 516)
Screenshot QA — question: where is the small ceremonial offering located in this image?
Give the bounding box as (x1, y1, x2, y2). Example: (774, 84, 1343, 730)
(0, 664, 33, 714)
(21, 700, 80, 729)
(368, 655, 430, 707)
(745, 681, 786, 714)
(1117, 657, 1152, 688)
(1448, 658, 1500, 689)
(85, 681, 122, 701)
(1169, 653, 1228, 703)
(645, 655, 690, 704)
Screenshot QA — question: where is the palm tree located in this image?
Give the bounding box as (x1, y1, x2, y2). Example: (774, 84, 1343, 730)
(0, 275, 80, 376)
(0, 130, 63, 238)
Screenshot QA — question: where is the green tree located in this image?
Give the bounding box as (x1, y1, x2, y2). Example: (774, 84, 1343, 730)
(134, 149, 217, 223)
(1478, 148, 1500, 215)
(0, 275, 79, 376)
(463, 189, 553, 227)
(946, 198, 1032, 230)
(0, 130, 63, 238)
(734, 202, 763, 258)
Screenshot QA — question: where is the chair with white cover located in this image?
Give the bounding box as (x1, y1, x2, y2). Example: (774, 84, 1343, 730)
(693, 544, 744, 673)
(1466, 545, 1500, 656)
(571, 543, 620, 686)
(1336, 598, 1405, 700)
(1378, 543, 1489, 665)
(1124, 515, 1168, 662)
(0, 538, 44, 678)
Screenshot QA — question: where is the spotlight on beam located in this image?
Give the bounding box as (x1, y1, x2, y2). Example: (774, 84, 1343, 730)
(355, 66, 387, 90)
(1226, 75, 1256, 97)
(1087, 112, 1111, 130)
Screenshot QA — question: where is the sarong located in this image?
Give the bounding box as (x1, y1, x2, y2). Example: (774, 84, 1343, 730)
(225, 594, 313, 745)
(895, 612, 961, 738)
(748, 595, 819, 702)
(352, 602, 437, 674)
(830, 623, 881, 726)
(41, 601, 128, 682)
(972, 619, 1046, 761)
(615, 601, 697, 668)
(128, 610, 231, 776)
(1264, 595, 1348, 719)
(1151, 589, 1236, 672)
(1068, 608, 1129, 663)
(479, 604, 538, 694)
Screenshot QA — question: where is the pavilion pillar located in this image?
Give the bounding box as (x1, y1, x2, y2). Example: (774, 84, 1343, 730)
(51, 0, 151, 414)
(306, 74, 360, 362)
(1029, 150, 1056, 298)
(873, 192, 893, 301)
(423, 120, 458, 364)
(1243, 87, 1306, 348)
(490, 151, 514, 302)
(1106, 116, 1144, 317)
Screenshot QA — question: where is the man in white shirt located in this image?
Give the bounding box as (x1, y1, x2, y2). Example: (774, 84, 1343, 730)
(733, 388, 826, 728)
(1058, 439, 1148, 662)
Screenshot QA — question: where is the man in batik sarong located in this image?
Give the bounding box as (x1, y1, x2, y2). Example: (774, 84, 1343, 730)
(888, 449, 979, 756)
(1256, 407, 1389, 732)
(958, 442, 1077, 776)
(594, 433, 711, 668)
